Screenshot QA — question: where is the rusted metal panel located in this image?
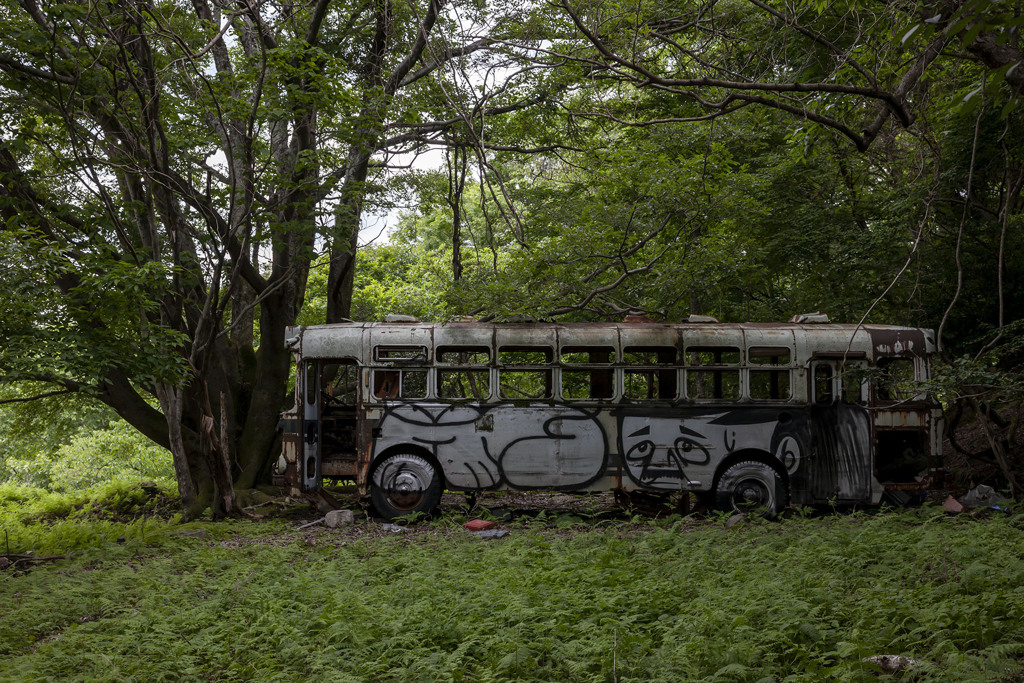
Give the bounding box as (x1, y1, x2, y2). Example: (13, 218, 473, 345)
(875, 410, 927, 429)
(292, 322, 936, 362)
(865, 326, 932, 358)
(321, 460, 358, 477)
(433, 323, 491, 350)
(369, 325, 433, 360)
(617, 324, 682, 350)
(356, 381, 374, 496)
(290, 323, 369, 360)
(682, 325, 745, 352)
(739, 327, 798, 356)
(494, 324, 558, 351)
(556, 324, 621, 351)
(279, 431, 302, 497)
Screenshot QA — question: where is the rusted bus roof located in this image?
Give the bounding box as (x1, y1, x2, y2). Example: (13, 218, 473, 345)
(863, 326, 935, 358)
(286, 321, 936, 362)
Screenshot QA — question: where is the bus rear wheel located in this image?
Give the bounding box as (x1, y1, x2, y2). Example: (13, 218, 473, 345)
(370, 452, 442, 520)
(715, 461, 786, 517)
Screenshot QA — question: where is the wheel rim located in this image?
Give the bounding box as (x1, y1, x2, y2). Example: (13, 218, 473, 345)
(731, 477, 773, 512)
(375, 455, 434, 511)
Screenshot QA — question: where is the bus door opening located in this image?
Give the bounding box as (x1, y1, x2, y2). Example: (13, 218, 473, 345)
(873, 356, 931, 486)
(302, 359, 359, 490)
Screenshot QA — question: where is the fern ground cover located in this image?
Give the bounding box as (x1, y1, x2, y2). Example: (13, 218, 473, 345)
(2, 492, 1023, 682)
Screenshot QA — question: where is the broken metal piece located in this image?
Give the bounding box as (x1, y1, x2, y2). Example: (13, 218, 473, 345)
(473, 529, 509, 539)
(789, 312, 830, 324)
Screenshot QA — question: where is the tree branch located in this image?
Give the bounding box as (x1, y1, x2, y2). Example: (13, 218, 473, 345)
(0, 390, 74, 405)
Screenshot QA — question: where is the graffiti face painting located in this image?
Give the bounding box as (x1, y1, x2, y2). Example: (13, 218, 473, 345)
(617, 408, 805, 490)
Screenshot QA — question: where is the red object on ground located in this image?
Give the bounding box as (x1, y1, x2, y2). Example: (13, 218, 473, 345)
(463, 519, 496, 531)
(943, 495, 965, 514)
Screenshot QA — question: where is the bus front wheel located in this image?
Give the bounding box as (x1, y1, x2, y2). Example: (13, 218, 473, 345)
(370, 452, 443, 520)
(714, 461, 787, 517)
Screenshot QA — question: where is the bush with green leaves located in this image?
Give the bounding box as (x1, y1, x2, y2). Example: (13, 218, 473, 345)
(0, 386, 173, 492)
(44, 421, 175, 491)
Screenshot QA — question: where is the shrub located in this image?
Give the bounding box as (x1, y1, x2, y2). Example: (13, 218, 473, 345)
(46, 422, 175, 491)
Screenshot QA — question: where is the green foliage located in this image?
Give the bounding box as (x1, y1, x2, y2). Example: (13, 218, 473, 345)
(0, 384, 173, 492)
(43, 422, 174, 492)
(0, 388, 110, 486)
(0, 480, 180, 555)
(2, 508, 1023, 680)
(0, 198, 188, 389)
(384, 108, 942, 324)
(901, 0, 1024, 115)
(354, 0, 1023, 336)
(299, 242, 452, 324)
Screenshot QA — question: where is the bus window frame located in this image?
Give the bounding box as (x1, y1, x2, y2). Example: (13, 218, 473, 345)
(874, 356, 921, 402)
(622, 345, 678, 401)
(684, 345, 741, 401)
(435, 344, 492, 401)
(373, 345, 428, 363)
(370, 367, 428, 400)
(746, 346, 794, 402)
(559, 345, 616, 401)
(498, 345, 554, 401)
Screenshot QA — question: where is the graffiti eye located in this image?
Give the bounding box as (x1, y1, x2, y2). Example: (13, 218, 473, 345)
(625, 440, 655, 463)
(673, 437, 711, 466)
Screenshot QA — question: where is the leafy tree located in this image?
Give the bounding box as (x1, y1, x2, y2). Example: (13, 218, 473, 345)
(0, 384, 114, 487)
(1, 0, 1021, 509)
(0, 0, 541, 516)
(549, 0, 1023, 149)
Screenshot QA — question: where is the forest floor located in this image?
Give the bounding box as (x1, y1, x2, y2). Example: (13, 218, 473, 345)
(2, 482, 1024, 682)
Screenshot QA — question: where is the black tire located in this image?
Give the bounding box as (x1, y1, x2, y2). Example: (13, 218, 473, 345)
(369, 452, 443, 520)
(714, 461, 787, 517)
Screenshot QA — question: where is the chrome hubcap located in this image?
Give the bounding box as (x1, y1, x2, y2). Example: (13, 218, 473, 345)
(374, 454, 434, 511)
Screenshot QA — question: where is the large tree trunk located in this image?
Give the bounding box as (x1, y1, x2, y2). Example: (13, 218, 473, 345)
(327, 147, 374, 323)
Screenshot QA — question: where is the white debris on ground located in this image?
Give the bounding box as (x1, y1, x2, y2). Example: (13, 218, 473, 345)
(862, 654, 918, 673)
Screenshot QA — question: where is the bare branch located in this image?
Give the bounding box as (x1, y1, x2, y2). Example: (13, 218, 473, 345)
(306, 0, 334, 45)
(398, 37, 493, 88)
(385, 0, 444, 94)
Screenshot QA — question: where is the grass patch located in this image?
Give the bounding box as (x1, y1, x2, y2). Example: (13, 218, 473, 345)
(0, 481, 181, 556)
(2, 504, 1023, 681)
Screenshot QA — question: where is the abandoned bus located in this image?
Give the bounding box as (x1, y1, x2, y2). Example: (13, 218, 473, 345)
(276, 316, 943, 519)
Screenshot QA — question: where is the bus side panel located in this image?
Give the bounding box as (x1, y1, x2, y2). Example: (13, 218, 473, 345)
(802, 403, 873, 503)
(370, 403, 610, 490)
(616, 406, 811, 493)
